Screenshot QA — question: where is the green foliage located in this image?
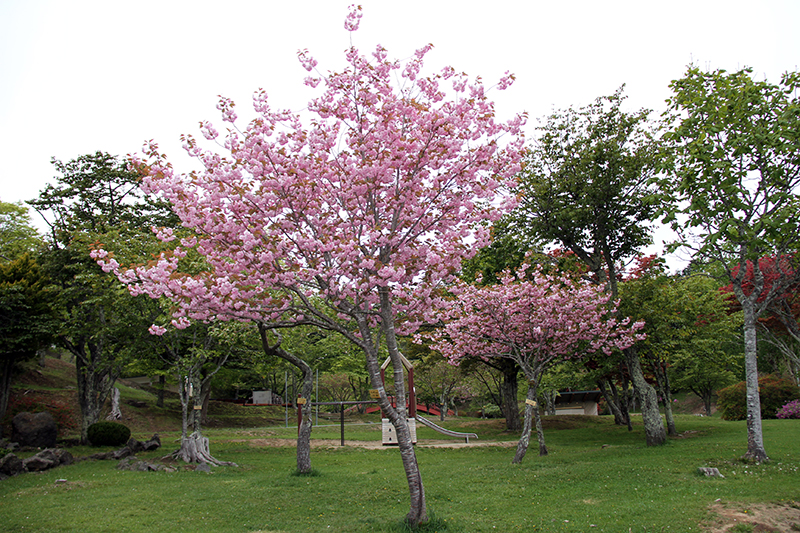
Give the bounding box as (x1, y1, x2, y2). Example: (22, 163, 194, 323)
(0, 254, 58, 359)
(87, 421, 131, 446)
(0, 201, 42, 261)
(717, 375, 800, 421)
(513, 86, 660, 295)
(661, 67, 800, 262)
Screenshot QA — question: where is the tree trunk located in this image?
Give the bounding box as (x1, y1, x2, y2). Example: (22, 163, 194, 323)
(257, 323, 314, 474)
(597, 377, 626, 426)
(651, 359, 677, 436)
(73, 341, 119, 444)
(741, 300, 769, 461)
(624, 347, 666, 446)
(533, 398, 548, 457)
(512, 386, 537, 464)
(156, 375, 166, 408)
(0, 357, 14, 424)
(106, 387, 122, 420)
(375, 290, 427, 527)
(500, 359, 521, 431)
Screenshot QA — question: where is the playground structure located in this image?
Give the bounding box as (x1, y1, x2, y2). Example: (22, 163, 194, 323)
(379, 354, 477, 445)
(243, 357, 479, 445)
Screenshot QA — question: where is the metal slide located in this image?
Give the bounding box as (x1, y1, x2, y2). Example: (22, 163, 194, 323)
(415, 414, 478, 443)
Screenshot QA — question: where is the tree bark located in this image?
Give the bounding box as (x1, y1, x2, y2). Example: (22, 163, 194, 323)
(106, 387, 122, 420)
(512, 386, 537, 463)
(258, 323, 314, 474)
(0, 357, 14, 424)
(500, 359, 521, 431)
(156, 374, 166, 408)
(624, 347, 666, 446)
(375, 289, 427, 527)
(597, 377, 628, 427)
(741, 300, 769, 461)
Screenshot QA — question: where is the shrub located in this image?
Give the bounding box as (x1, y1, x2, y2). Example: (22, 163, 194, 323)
(2, 395, 77, 435)
(717, 375, 800, 421)
(776, 399, 800, 419)
(87, 421, 131, 447)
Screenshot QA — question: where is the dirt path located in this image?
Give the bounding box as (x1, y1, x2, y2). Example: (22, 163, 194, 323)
(702, 501, 800, 532)
(232, 438, 517, 449)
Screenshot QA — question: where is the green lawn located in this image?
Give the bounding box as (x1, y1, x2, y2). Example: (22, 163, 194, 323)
(2, 415, 799, 532)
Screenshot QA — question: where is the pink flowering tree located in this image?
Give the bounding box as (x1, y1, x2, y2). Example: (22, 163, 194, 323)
(422, 264, 644, 464)
(95, 6, 524, 526)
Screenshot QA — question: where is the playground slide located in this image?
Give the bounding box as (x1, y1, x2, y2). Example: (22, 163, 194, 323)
(415, 414, 478, 443)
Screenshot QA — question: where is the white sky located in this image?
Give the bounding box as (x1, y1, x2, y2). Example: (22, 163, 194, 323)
(1, 0, 798, 265)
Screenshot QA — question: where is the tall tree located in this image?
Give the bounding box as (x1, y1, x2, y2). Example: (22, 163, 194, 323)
(96, 6, 524, 526)
(30, 152, 176, 443)
(660, 66, 800, 461)
(424, 264, 644, 463)
(512, 87, 666, 446)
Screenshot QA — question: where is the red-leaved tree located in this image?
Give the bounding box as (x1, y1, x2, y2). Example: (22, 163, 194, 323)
(422, 264, 644, 463)
(723, 255, 800, 381)
(95, 6, 524, 526)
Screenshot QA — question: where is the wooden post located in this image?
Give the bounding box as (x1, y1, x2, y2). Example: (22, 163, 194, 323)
(340, 403, 345, 446)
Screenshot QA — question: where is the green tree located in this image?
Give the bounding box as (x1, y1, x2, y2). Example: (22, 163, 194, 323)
(620, 263, 743, 424)
(0, 254, 58, 424)
(31, 152, 176, 443)
(512, 87, 666, 446)
(660, 66, 800, 461)
(0, 201, 43, 261)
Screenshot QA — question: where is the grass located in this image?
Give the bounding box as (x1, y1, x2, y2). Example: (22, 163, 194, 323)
(2, 415, 800, 532)
(4, 359, 800, 532)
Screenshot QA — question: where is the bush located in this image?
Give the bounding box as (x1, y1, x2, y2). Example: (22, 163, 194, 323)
(2, 395, 77, 436)
(717, 375, 800, 421)
(87, 421, 131, 447)
(776, 399, 800, 419)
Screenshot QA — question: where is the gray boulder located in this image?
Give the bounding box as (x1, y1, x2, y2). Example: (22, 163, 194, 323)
(23, 449, 59, 472)
(142, 434, 161, 451)
(0, 453, 25, 477)
(11, 412, 57, 448)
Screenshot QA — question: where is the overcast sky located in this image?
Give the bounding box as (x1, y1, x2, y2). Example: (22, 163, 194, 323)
(2, 0, 798, 263)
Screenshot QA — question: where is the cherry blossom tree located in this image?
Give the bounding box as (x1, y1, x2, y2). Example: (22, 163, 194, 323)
(422, 264, 644, 464)
(95, 6, 524, 526)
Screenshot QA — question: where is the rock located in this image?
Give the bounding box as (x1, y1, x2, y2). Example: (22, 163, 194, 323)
(89, 451, 114, 460)
(698, 467, 724, 478)
(142, 434, 161, 451)
(0, 453, 25, 477)
(126, 437, 145, 454)
(126, 400, 147, 408)
(23, 449, 60, 472)
(117, 457, 163, 472)
(0, 438, 19, 452)
(11, 412, 58, 448)
(54, 449, 74, 466)
(111, 446, 133, 460)
(196, 463, 211, 473)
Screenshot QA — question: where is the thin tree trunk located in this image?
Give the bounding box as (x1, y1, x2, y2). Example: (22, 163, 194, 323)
(597, 378, 626, 426)
(258, 323, 314, 474)
(106, 387, 122, 420)
(377, 289, 427, 527)
(512, 386, 537, 463)
(157, 375, 165, 408)
(0, 357, 14, 424)
(651, 359, 677, 436)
